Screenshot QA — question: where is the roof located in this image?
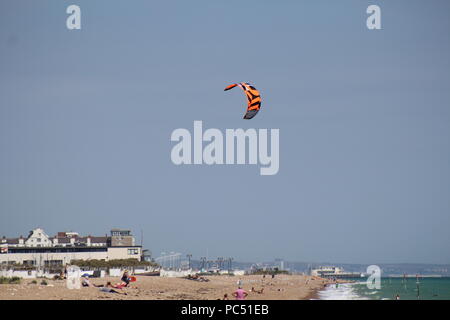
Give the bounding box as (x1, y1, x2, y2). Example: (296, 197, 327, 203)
(56, 238, 71, 244)
(6, 238, 19, 244)
(88, 236, 108, 243)
(53, 236, 108, 244)
(2, 228, 129, 247)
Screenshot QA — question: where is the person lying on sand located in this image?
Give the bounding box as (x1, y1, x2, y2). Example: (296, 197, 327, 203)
(99, 282, 127, 295)
(251, 287, 264, 294)
(113, 282, 127, 289)
(185, 274, 209, 282)
(114, 281, 138, 289)
(81, 276, 103, 287)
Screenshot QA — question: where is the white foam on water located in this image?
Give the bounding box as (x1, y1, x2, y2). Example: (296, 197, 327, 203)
(317, 283, 367, 300)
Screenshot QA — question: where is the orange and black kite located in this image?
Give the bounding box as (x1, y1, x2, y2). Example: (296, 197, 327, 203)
(224, 82, 261, 119)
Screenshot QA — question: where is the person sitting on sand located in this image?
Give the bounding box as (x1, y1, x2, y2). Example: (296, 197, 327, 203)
(81, 276, 92, 287)
(223, 293, 229, 300)
(99, 282, 127, 295)
(121, 270, 131, 287)
(233, 287, 248, 300)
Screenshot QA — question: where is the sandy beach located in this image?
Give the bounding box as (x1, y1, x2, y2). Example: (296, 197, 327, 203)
(0, 274, 334, 300)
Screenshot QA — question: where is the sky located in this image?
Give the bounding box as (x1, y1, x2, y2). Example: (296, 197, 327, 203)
(1, 0, 449, 264)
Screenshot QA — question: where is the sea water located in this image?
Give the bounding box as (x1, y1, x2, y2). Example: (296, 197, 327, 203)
(318, 277, 450, 300)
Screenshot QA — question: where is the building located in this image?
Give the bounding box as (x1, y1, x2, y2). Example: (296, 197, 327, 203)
(310, 266, 362, 278)
(0, 228, 142, 266)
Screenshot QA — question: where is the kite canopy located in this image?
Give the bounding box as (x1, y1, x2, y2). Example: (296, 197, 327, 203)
(224, 82, 261, 119)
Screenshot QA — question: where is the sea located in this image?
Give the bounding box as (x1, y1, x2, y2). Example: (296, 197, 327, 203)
(317, 277, 450, 300)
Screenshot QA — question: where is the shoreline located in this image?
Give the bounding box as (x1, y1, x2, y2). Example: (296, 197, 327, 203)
(306, 279, 355, 300)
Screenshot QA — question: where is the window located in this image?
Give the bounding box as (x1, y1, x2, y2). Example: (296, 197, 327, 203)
(44, 260, 63, 266)
(128, 249, 139, 255)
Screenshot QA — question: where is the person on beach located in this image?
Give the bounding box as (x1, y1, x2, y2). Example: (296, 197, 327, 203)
(81, 276, 93, 287)
(113, 281, 131, 289)
(81, 277, 104, 288)
(121, 270, 131, 287)
(251, 287, 264, 294)
(81, 275, 105, 288)
(233, 287, 248, 300)
(223, 293, 229, 300)
(99, 282, 127, 295)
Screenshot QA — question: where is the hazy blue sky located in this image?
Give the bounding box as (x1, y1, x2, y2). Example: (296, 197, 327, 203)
(1, 0, 449, 264)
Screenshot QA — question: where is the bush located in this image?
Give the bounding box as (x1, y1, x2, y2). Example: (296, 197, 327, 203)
(70, 258, 158, 269)
(252, 270, 290, 275)
(0, 277, 22, 284)
(30, 280, 37, 284)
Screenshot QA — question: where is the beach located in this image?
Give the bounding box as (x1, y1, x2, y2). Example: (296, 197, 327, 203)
(0, 274, 334, 300)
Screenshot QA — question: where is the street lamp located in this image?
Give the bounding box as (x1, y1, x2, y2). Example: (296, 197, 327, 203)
(228, 257, 234, 271)
(200, 257, 206, 270)
(186, 254, 192, 270)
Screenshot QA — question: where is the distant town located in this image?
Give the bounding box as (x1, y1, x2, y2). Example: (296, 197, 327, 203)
(0, 228, 146, 267)
(1, 228, 449, 278)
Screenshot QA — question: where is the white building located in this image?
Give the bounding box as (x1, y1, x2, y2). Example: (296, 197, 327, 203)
(0, 228, 142, 267)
